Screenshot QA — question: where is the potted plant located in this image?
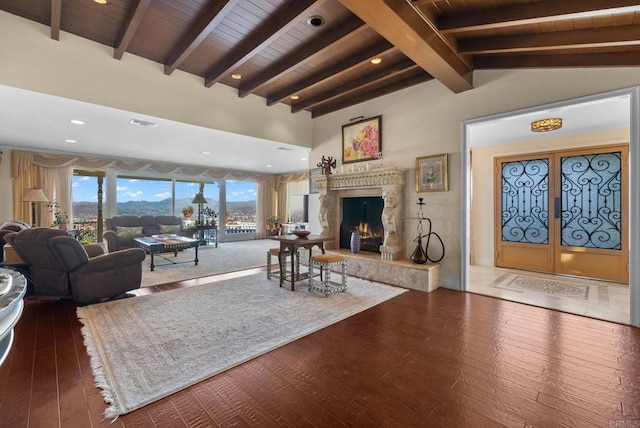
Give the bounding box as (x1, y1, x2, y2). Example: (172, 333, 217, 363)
(47, 200, 69, 230)
(181, 206, 194, 219)
(267, 215, 280, 236)
(202, 207, 218, 227)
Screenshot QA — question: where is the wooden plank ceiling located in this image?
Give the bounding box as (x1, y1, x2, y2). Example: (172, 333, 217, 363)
(1, 0, 640, 118)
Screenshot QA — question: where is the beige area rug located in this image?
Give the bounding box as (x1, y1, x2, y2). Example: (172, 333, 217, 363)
(140, 239, 276, 287)
(77, 272, 407, 418)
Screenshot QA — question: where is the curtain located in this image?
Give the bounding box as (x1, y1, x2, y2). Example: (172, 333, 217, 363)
(11, 151, 73, 227)
(276, 172, 308, 223)
(256, 180, 273, 239)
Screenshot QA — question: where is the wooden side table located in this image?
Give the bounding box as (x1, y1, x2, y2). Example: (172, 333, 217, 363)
(2, 245, 24, 266)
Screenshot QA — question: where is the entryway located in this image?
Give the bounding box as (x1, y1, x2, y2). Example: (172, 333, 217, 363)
(495, 145, 628, 283)
(461, 87, 639, 327)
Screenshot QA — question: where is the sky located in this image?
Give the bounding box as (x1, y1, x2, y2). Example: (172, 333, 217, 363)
(72, 176, 257, 202)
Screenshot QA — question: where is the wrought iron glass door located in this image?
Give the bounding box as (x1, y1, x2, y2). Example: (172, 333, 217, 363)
(495, 145, 628, 282)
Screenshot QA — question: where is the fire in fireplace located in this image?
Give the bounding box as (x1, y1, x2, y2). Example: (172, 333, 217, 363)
(340, 196, 384, 253)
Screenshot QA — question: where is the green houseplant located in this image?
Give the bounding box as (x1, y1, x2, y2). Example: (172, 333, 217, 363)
(47, 200, 69, 229)
(267, 215, 280, 236)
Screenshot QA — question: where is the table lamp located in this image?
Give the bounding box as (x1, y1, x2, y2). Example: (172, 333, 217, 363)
(22, 188, 49, 227)
(191, 192, 207, 225)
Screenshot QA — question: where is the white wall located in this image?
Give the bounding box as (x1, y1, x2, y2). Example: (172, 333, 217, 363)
(0, 11, 313, 149)
(311, 68, 640, 288)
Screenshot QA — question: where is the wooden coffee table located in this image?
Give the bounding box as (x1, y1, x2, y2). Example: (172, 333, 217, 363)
(133, 235, 199, 271)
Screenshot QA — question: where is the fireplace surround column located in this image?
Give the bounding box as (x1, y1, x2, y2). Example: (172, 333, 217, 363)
(380, 184, 403, 260)
(315, 167, 406, 260)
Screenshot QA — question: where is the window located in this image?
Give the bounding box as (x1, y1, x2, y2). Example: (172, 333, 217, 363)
(287, 180, 309, 223)
(72, 170, 105, 242)
(116, 177, 172, 215)
(224, 180, 257, 238)
(175, 180, 220, 223)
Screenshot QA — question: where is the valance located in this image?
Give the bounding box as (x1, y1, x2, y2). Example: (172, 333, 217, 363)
(11, 150, 275, 182)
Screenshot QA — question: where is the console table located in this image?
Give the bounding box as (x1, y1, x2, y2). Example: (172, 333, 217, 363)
(196, 225, 218, 247)
(0, 268, 27, 366)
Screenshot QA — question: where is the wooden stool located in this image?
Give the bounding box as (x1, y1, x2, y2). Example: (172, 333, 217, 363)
(267, 247, 299, 279)
(309, 254, 347, 297)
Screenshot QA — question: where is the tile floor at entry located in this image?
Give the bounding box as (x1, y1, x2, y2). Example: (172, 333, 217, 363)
(468, 265, 630, 325)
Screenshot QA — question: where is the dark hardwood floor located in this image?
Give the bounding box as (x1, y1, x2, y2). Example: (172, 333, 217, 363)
(1, 267, 639, 427)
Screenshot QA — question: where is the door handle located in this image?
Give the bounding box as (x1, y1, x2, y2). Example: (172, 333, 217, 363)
(554, 197, 561, 218)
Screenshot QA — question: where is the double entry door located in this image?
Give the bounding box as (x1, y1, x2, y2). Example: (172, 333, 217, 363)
(494, 144, 628, 283)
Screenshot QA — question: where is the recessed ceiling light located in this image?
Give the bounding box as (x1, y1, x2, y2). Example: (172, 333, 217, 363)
(94, 0, 108, 4)
(371, 57, 382, 65)
(306, 16, 324, 27)
(65, 139, 77, 143)
(231, 73, 242, 80)
(266, 164, 272, 168)
(130, 118, 158, 127)
(70, 119, 85, 125)
(202, 151, 211, 155)
(290, 95, 299, 100)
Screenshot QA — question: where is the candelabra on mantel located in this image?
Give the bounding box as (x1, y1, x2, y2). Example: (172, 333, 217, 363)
(317, 155, 336, 175)
(404, 197, 445, 264)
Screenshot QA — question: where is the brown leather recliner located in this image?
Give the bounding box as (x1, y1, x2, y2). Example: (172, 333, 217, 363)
(0, 220, 30, 262)
(5, 228, 146, 305)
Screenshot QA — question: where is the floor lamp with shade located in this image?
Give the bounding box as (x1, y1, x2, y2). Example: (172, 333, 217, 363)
(22, 188, 49, 227)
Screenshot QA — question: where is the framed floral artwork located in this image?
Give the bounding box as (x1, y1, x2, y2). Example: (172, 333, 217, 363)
(342, 115, 381, 164)
(416, 153, 448, 192)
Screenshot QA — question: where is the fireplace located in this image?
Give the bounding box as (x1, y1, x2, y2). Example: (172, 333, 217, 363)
(315, 167, 406, 260)
(340, 196, 384, 253)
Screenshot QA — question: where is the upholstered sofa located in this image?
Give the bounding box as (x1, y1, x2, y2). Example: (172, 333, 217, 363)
(103, 215, 196, 253)
(0, 220, 30, 262)
(5, 228, 146, 305)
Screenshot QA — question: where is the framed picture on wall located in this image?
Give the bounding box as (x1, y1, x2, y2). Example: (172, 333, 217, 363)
(308, 167, 322, 194)
(342, 115, 382, 164)
(416, 153, 448, 192)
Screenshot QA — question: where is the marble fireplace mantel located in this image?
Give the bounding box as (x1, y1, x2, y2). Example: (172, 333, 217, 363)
(314, 167, 406, 261)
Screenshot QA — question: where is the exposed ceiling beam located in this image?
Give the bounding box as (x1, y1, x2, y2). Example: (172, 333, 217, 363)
(114, 0, 151, 60)
(291, 59, 420, 113)
(474, 51, 640, 68)
(238, 16, 367, 98)
(409, 0, 441, 5)
(203, 0, 321, 87)
(266, 40, 395, 106)
(338, 0, 472, 93)
(311, 71, 431, 118)
(50, 0, 61, 41)
(459, 25, 640, 54)
(164, 0, 239, 75)
(439, 0, 640, 33)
